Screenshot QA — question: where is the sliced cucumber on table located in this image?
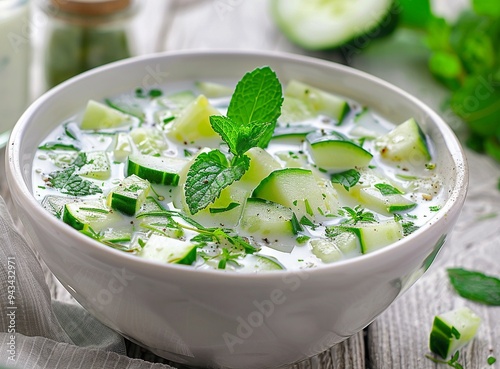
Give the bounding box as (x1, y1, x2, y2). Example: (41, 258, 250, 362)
(429, 307, 481, 359)
(271, 0, 397, 50)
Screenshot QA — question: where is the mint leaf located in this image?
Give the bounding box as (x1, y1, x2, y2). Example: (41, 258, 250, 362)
(331, 169, 360, 191)
(374, 183, 403, 195)
(447, 268, 500, 305)
(49, 153, 103, 196)
(227, 66, 283, 148)
(472, 0, 500, 17)
(209, 115, 241, 155)
(185, 150, 249, 214)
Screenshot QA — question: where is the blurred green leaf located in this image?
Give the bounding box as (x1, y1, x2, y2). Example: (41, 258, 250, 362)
(472, 0, 500, 17)
(429, 51, 463, 90)
(397, 0, 433, 28)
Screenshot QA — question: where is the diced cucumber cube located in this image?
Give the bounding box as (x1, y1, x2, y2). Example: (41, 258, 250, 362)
(252, 168, 338, 220)
(239, 198, 300, 253)
(375, 118, 431, 162)
(195, 81, 233, 98)
(129, 127, 169, 156)
(168, 95, 222, 143)
(308, 140, 373, 171)
(345, 220, 403, 254)
(127, 154, 188, 186)
(101, 228, 132, 243)
(81, 100, 130, 130)
(63, 199, 120, 232)
(311, 232, 359, 263)
(77, 151, 111, 180)
(139, 234, 197, 265)
(429, 307, 481, 359)
(285, 80, 350, 123)
(107, 175, 150, 216)
(358, 187, 416, 215)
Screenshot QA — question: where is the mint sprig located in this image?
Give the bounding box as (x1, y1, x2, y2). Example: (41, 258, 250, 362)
(185, 66, 283, 214)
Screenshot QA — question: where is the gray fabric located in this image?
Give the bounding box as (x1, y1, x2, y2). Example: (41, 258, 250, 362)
(0, 197, 173, 369)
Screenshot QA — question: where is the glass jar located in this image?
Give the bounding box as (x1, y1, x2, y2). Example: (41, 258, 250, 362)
(0, 0, 30, 147)
(39, 0, 137, 89)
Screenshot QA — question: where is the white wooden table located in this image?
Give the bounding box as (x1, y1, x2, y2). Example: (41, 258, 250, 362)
(1, 0, 499, 368)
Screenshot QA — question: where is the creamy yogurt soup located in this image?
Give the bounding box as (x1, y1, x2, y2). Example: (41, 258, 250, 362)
(32, 67, 444, 272)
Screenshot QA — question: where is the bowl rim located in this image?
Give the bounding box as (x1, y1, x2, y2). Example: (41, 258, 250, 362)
(6, 49, 468, 281)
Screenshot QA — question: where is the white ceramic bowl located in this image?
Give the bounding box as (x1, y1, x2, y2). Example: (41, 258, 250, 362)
(6, 50, 467, 369)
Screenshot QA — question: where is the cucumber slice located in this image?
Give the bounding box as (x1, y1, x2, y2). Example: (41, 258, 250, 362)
(429, 307, 481, 359)
(310, 232, 359, 263)
(271, 0, 396, 50)
(349, 108, 390, 139)
(161, 90, 197, 109)
(63, 199, 120, 232)
(76, 151, 111, 180)
(195, 81, 233, 98)
(101, 228, 132, 243)
(105, 95, 146, 122)
(252, 168, 338, 220)
(279, 95, 315, 124)
(41, 195, 77, 218)
(239, 198, 300, 253)
(81, 100, 131, 130)
(139, 234, 197, 265)
(358, 187, 416, 215)
(285, 80, 350, 123)
(344, 220, 403, 254)
(167, 95, 222, 143)
(127, 154, 188, 186)
(239, 147, 282, 189)
(375, 118, 431, 162)
(129, 127, 169, 156)
(309, 140, 373, 171)
(239, 254, 285, 272)
(106, 175, 150, 216)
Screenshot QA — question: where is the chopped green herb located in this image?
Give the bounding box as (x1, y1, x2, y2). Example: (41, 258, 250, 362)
(209, 202, 241, 214)
(447, 268, 500, 306)
(426, 163, 436, 170)
(425, 351, 464, 369)
(296, 235, 310, 244)
(304, 199, 313, 216)
(148, 89, 163, 97)
(299, 216, 315, 228)
(488, 356, 497, 365)
(48, 153, 103, 196)
(163, 116, 176, 124)
(402, 221, 419, 236)
(38, 141, 82, 151)
(374, 183, 403, 196)
(341, 206, 376, 225)
(38, 186, 46, 190)
(331, 169, 360, 191)
(430, 205, 441, 212)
